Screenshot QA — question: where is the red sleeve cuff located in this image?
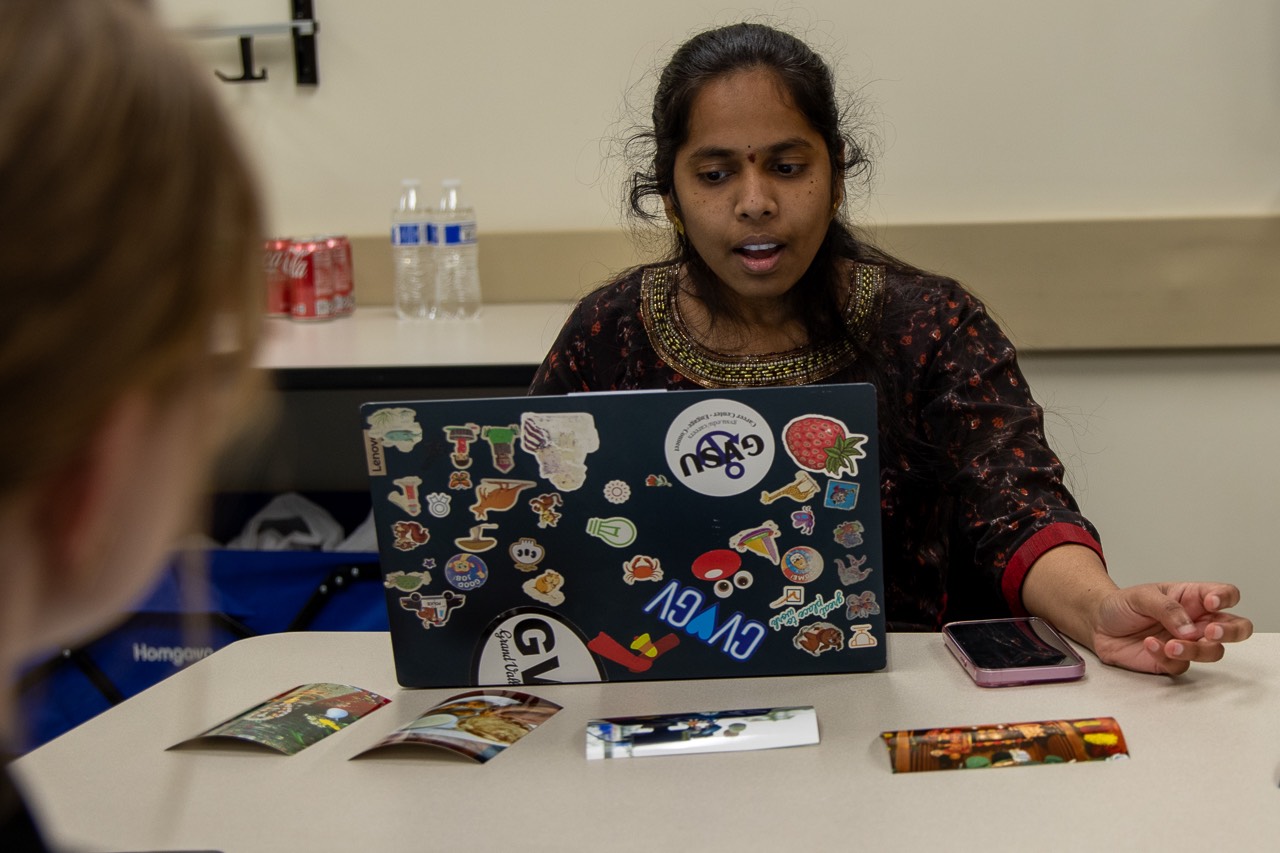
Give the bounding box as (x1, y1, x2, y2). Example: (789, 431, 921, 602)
(1001, 523, 1105, 616)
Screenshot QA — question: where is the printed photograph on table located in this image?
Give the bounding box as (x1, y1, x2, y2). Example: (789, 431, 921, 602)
(586, 705, 818, 760)
(176, 683, 389, 756)
(361, 384, 888, 688)
(355, 689, 561, 763)
(880, 717, 1130, 773)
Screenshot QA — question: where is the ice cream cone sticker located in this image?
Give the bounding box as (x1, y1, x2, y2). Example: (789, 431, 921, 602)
(729, 520, 782, 565)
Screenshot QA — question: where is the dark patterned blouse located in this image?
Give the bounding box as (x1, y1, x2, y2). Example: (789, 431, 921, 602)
(529, 262, 1104, 631)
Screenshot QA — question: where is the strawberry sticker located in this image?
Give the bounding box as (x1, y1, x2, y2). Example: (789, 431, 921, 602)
(782, 415, 868, 478)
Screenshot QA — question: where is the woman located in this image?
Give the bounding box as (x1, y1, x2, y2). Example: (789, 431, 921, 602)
(531, 22, 1251, 675)
(0, 0, 266, 846)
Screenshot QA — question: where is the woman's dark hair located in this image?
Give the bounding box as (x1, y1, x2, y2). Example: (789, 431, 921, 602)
(627, 22, 917, 344)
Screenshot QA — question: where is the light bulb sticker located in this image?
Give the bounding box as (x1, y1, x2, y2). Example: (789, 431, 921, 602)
(665, 399, 775, 497)
(586, 516, 637, 548)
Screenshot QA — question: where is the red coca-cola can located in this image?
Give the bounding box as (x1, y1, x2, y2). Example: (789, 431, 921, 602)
(323, 234, 355, 316)
(263, 237, 292, 317)
(283, 237, 335, 321)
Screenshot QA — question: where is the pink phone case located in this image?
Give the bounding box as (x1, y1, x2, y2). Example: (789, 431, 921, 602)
(942, 617, 1085, 687)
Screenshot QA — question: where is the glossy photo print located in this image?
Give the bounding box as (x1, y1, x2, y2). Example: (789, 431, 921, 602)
(357, 690, 561, 763)
(586, 705, 818, 760)
(881, 717, 1129, 773)
(179, 683, 390, 755)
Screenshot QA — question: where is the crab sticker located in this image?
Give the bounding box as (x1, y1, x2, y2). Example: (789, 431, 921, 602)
(728, 521, 781, 565)
(444, 553, 489, 592)
(481, 424, 519, 473)
(399, 590, 465, 630)
(791, 505, 815, 535)
(366, 407, 424, 453)
(760, 470, 821, 505)
(780, 546, 824, 584)
(509, 537, 546, 572)
(781, 414, 867, 478)
(586, 516, 637, 548)
(519, 412, 600, 492)
(455, 524, 499, 553)
(442, 423, 481, 469)
(425, 492, 451, 518)
(528, 493, 563, 528)
(603, 480, 631, 505)
(845, 590, 881, 620)
(448, 471, 473, 490)
(388, 476, 423, 516)
(383, 570, 431, 592)
(793, 621, 845, 657)
(391, 520, 430, 552)
(823, 480, 860, 511)
(622, 555, 663, 585)
(665, 399, 775, 497)
(836, 554, 873, 586)
(833, 520, 865, 548)
(471, 478, 536, 521)
(523, 569, 566, 606)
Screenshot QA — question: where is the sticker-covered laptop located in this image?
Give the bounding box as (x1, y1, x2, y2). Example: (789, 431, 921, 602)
(361, 384, 886, 688)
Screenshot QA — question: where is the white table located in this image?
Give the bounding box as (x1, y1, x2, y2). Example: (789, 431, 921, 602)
(256, 304, 572, 390)
(14, 632, 1278, 852)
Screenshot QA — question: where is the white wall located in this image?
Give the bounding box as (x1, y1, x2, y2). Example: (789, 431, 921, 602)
(158, 1, 1280, 235)
(160, 1, 1280, 629)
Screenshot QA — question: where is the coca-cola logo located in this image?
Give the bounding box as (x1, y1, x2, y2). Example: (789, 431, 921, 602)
(262, 249, 287, 275)
(281, 251, 311, 280)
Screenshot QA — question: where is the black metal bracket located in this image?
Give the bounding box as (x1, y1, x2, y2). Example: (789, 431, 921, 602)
(186, 1, 319, 87)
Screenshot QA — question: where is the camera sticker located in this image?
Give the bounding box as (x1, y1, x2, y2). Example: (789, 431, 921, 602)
(665, 398, 775, 497)
(391, 520, 430, 552)
(519, 412, 600, 492)
(760, 470, 821, 505)
(781, 415, 867, 478)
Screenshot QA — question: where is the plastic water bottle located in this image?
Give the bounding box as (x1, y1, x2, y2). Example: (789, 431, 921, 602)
(428, 179, 481, 319)
(391, 178, 431, 319)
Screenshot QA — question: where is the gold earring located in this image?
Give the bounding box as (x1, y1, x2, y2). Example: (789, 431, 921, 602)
(672, 217, 685, 237)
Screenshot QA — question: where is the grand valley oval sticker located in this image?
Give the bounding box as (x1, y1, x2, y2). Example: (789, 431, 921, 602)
(474, 610, 604, 686)
(665, 398, 775, 497)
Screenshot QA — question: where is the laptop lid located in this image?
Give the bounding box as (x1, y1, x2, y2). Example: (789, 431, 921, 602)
(361, 383, 886, 687)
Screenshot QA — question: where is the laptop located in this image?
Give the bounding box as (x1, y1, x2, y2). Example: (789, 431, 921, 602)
(361, 383, 887, 688)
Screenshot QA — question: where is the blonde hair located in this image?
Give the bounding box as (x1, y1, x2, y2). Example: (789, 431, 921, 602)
(0, 0, 265, 498)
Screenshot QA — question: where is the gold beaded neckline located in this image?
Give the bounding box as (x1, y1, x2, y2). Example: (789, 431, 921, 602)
(639, 262, 884, 389)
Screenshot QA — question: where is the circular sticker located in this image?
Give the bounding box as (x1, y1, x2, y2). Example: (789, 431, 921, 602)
(664, 399, 776, 497)
(780, 546, 824, 584)
(444, 553, 489, 591)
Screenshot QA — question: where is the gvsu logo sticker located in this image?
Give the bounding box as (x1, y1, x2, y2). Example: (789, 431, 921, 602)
(664, 399, 775, 497)
(475, 611, 604, 685)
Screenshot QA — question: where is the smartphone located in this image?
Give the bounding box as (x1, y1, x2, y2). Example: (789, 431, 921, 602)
(942, 617, 1085, 687)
